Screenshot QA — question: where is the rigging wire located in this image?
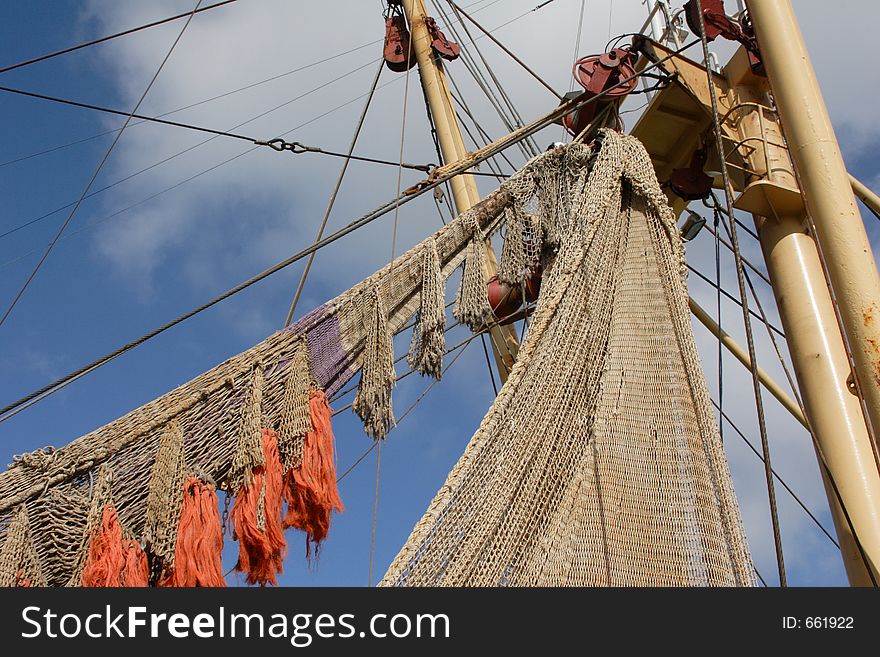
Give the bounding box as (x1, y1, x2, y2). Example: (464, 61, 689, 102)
(715, 215, 878, 585)
(711, 399, 839, 549)
(754, 567, 768, 587)
(449, 93, 511, 180)
(703, 221, 771, 286)
(714, 205, 724, 442)
(1, 0, 544, 247)
(560, 0, 586, 141)
(0, 0, 205, 329)
(716, 212, 803, 410)
(368, 7, 415, 585)
(369, 442, 382, 587)
(389, 9, 416, 270)
(0, 71, 416, 272)
(0, 37, 703, 422)
(0, 84, 434, 171)
(0, 40, 382, 171)
(0, 85, 267, 143)
(568, 1, 586, 96)
(0, 56, 386, 242)
(283, 60, 385, 327)
(0, 0, 502, 170)
(694, 0, 786, 586)
(0, 0, 239, 75)
(436, 16, 532, 161)
(446, 70, 520, 174)
(436, 0, 539, 157)
(446, 1, 563, 101)
(687, 265, 785, 338)
(480, 334, 500, 396)
(708, 191, 761, 241)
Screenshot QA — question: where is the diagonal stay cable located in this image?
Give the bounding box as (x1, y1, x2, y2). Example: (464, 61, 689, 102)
(435, 0, 538, 158)
(687, 264, 785, 338)
(0, 40, 382, 171)
(0, 0, 239, 75)
(447, 0, 562, 100)
(283, 60, 384, 326)
(337, 332, 476, 484)
(0, 85, 262, 143)
(703, 221, 771, 286)
(0, 37, 702, 422)
(711, 399, 838, 548)
(0, 75, 412, 270)
(0, 83, 435, 171)
(716, 212, 802, 409)
(0, 0, 205, 329)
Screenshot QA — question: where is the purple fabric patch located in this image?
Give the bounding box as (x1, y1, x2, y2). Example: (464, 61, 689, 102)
(306, 310, 356, 397)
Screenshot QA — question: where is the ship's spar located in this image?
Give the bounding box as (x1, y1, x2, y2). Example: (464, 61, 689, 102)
(0, 0, 878, 587)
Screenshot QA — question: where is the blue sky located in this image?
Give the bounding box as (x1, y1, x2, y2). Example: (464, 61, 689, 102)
(1, 0, 879, 587)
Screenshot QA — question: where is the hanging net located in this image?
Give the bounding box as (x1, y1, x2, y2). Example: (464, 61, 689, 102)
(0, 130, 752, 587)
(381, 130, 753, 586)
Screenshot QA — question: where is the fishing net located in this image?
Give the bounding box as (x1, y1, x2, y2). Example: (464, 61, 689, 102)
(0, 129, 752, 587)
(381, 130, 753, 586)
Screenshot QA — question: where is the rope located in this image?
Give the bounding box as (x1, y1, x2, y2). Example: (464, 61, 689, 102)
(446, 74, 519, 173)
(0, 38, 701, 422)
(390, 8, 416, 270)
(283, 60, 385, 327)
(695, 0, 786, 586)
(0, 0, 205, 330)
(0, 0, 238, 75)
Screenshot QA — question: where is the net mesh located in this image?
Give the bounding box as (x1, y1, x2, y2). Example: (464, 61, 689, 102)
(381, 131, 753, 586)
(0, 130, 752, 586)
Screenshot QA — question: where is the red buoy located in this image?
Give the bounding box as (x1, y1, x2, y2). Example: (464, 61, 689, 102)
(487, 277, 522, 322)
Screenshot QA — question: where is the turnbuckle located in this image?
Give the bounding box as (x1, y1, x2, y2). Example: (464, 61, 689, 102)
(258, 138, 309, 154)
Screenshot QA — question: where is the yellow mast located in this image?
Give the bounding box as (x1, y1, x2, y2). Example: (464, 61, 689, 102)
(401, 0, 520, 382)
(743, 0, 880, 584)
